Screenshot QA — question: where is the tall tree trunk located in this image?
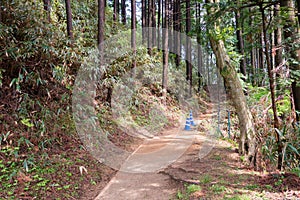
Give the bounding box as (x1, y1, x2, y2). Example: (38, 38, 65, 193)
(259, 30, 264, 86)
(142, 0, 146, 44)
(117, 0, 120, 17)
(235, 3, 246, 77)
(197, 2, 202, 92)
(280, 0, 300, 121)
(274, 3, 283, 92)
(98, 0, 108, 103)
(186, 0, 192, 95)
(121, 0, 126, 25)
(168, 0, 173, 55)
(261, 4, 282, 170)
(131, 0, 136, 69)
(65, 0, 74, 42)
(206, 0, 256, 165)
(249, 8, 256, 85)
(157, 0, 161, 48)
(175, 0, 181, 68)
(162, 0, 169, 105)
(43, 0, 51, 22)
(173, 0, 177, 53)
(148, 0, 153, 54)
(151, 0, 156, 47)
(113, 0, 119, 22)
(98, 0, 105, 47)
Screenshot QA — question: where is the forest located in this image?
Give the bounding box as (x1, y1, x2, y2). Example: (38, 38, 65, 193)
(0, 0, 300, 199)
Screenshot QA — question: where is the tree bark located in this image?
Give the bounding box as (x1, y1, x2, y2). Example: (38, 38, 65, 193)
(259, 30, 264, 86)
(175, 0, 181, 68)
(142, 0, 146, 44)
(131, 0, 136, 69)
(235, 4, 247, 77)
(98, 0, 105, 47)
(162, 0, 169, 105)
(186, 0, 192, 95)
(157, 0, 161, 48)
(117, 0, 120, 17)
(121, 0, 126, 25)
(274, 3, 283, 92)
(148, 0, 153, 54)
(151, 0, 156, 47)
(206, 0, 256, 165)
(113, 0, 119, 22)
(197, 2, 202, 92)
(65, 0, 74, 42)
(249, 8, 256, 85)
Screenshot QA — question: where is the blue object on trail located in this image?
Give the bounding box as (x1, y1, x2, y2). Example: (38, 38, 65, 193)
(189, 111, 196, 126)
(184, 117, 192, 131)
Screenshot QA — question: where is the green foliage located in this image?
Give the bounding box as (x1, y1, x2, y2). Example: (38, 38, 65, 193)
(186, 184, 201, 194)
(210, 184, 227, 194)
(291, 167, 300, 178)
(244, 184, 259, 190)
(247, 84, 300, 169)
(223, 195, 251, 200)
(262, 125, 300, 169)
(176, 184, 201, 200)
(199, 174, 212, 184)
(176, 190, 184, 199)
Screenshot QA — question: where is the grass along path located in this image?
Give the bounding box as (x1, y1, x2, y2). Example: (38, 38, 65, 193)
(164, 136, 300, 200)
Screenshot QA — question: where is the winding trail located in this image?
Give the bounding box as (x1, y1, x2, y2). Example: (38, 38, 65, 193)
(95, 110, 217, 200)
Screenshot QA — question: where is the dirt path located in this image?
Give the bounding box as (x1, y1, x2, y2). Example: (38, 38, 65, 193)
(94, 108, 218, 200)
(94, 108, 300, 200)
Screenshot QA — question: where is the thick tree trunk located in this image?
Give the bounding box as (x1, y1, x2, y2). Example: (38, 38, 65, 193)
(157, 0, 161, 48)
(121, 0, 126, 25)
(206, 0, 256, 165)
(168, 0, 173, 54)
(280, 0, 300, 121)
(151, 0, 156, 47)
(173, 0, 177, 54)
(113, 0, 119, 22)
(65, 0, 74, 41)
(162, 0, 169, 105)
(142, 0, 146, 44)
(98, 0, 105, 47)
(186, 0, 192, 95)
(175, 0, 181, 68)
(147, 0, 153, 54)
(117, 0, 120, 17)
